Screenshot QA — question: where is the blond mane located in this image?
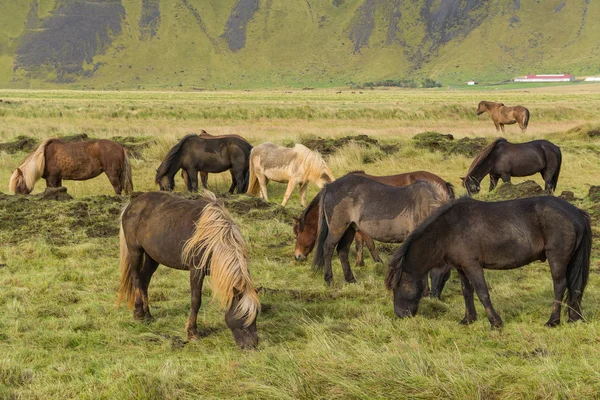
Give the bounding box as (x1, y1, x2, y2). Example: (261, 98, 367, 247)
(181, 192, 260, 326)
(9, 138, 55, 194)
(292, 144, 334, 183)
(465, 138, 507, 177)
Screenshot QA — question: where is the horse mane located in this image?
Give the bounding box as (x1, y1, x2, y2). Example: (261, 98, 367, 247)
(298, 189, 324, 231)
(9, 138, 56, 193)
(385, 197, 469, 290)
(181, 191, 260, 327)
(397, 181, 450, 234)
(465, 138, 507, 177)
(293, 144, 333, 182)
(155, 134, 198, 182)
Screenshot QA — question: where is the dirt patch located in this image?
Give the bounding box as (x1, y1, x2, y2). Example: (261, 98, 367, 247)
(589, 186, 600, 203)
(301, 134, 399, 156)
(413, 132, 488, 157)
(37, 187, 73, 201)
(558, 191, 576, 202)
(493, 180, 544, 200)
(0, 136, 37, 154)
(221, 0, 260, 52)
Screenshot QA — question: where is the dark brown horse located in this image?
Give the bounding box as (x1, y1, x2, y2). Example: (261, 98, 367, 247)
(118, 191, 260, 349)
(156, 134, 252, 194)
(476, 101, 530, 132)
(187, 130, 251, 189)
(312, 174, 450, 285)
(294, 170, 454, 296)
(386, 196, 591, 328)
(9, 138, 133, 195)
(461, 138, 562, 195)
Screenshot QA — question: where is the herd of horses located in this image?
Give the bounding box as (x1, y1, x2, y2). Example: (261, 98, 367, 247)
(6, 101, 593, 349)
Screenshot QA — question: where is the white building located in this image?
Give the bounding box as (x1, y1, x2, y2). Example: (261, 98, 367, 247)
(584, 77, 600, 82)
(514, 74, 575, 82)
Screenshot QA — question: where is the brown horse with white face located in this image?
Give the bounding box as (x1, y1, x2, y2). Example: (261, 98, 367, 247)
(118, 191, 260, 349)
(9, 138, 133, 195)
(476, 101, 530, 132)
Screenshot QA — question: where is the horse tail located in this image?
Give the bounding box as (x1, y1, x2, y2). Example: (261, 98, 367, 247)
(181, 192, 259, 327)
(117, 208, 135, 308)
(120, 149, 134, 195)
(312, 186, 329, 271)
(444, 182, 456, 199)
(565, 210, 591, 313)
(246, 152, 260, 196)
(9, 138, 52, 194)
(550, 147, 562, 193)
(523, 108, 530, 129)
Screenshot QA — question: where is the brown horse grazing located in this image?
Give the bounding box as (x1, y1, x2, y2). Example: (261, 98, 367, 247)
(476, 101, 530, 132)
(156, 134, 251, 194)
(118, 191, 260, 349)
(9, 138, 133, 195)
(313, 174, 450, 285)
(386, 196, 591, 328)
(184, 130, 251, 190)
(461, 138, 562, 195)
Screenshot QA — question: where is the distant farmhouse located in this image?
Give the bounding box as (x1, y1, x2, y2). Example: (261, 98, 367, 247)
(467, 80, 477, 85)
(514, 74, 575, 82)
(584, 76, 600, 82)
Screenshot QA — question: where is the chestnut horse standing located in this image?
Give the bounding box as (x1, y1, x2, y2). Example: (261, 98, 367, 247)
(9, 138, 133, 195)
(294, 170, 454, 296)
(119, 191, 260, 349)
(476, 101, 530, 132)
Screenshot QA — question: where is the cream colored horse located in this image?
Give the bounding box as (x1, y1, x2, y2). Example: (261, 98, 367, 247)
(247, 143, 334, 206)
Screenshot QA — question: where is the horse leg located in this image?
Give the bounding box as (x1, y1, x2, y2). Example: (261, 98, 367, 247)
(228, 170, 236, 194)
(186, 269, 206, 339)
(462, 264, 503, 328)
(105, 170, 123, 195)
(360, 232, 382, 264)
(354, 233, 364, 267)
(127, 250, 147, 321)
(139, 254, 159, 320)
(429, 264, 452, 299)
(200, 172, 209, 189)
(256, 171, 268, 201)
(456, 268, 477, 324)
(46, 175, 61, 188)
(494, 121, 501, 131)
(500, 173, 511, 184)
(281, 179, 298, 207)
(542, 169, 554, 194)
(545, 251, 569, 327)
(299, 182, 309, 208)
(500, 124, 505, 133)
(233, 168, 247, 194)
(187, 168, 199, 192)
(322, 228, 346, 285)
(337, 227, 357, 283)
(489, 175, 499, 191)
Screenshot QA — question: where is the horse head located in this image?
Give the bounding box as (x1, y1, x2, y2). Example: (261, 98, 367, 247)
(225, 292, 259, 350)
(391, 270, 425, 319)
(292, 216, 316, 261)
(155, 170, 174, 191)
(9, 168, 32, 195)
(461, 176, 480, 195)
(476, 101, 487, 115)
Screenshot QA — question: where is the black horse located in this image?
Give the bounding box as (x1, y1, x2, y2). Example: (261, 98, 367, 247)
(312, 174, 450, 285)
(386, 196, 591, 328)
(155, 134, 252, 194)
(461, 138, 561, 195)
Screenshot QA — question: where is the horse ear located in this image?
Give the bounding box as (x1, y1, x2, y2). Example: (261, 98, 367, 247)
(460, 177, 465, 182)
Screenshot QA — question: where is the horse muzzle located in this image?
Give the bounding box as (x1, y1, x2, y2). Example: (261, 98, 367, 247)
(294, 252, 306, 262)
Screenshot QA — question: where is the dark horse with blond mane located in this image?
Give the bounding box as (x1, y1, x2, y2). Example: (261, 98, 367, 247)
(461, 138, 561, 195)
(294, 170, 454, 296)
(156, 134, 252, 194)
(312, 174, 450, 285)
(476, 101, 530, 132)
(386, 196, 591, 328)
(9, 138, 133, 195)
(118, 191, 260, 349)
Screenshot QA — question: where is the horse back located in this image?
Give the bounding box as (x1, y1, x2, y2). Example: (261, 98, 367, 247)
(44, 139, 123, 179)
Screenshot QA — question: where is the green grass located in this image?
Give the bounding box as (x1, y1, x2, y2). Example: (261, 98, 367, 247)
(0, 87, 599, 398)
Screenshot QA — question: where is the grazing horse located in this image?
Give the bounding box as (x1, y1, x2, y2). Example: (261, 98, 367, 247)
(476, 101, 530, 132)
(9, 138, 133, 195)
(386, 196, 591, 328)
(461, 138, 561, 195)
(118, 191, 260, 349)
(156, 134, 251, 194)
(247, 143, 334, 207)
(185, 130, 251, 189)
(294, 170, 455, 297)
(313, 174, 450, 285)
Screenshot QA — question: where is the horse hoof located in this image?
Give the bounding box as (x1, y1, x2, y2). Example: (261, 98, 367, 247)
(490, 322, 503, 330)
(545, 320, 560, 328)
(346, 278, 357, 284)
(187, 332, 200, 341)
(459, 317, 476, 325)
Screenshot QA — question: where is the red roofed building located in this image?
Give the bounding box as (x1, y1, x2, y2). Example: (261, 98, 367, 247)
(514, 74, 575, 82)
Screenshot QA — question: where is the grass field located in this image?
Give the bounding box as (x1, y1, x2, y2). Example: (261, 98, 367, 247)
(0, 86, 599, 399)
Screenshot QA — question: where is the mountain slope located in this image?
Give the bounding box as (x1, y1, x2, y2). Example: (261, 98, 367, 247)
(0, 0, 598, 89)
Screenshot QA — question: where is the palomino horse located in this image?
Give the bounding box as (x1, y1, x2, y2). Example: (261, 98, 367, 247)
(9, 138, 133, 195)
(156, 134, 252, 194)
(461, 138, 562, 195)
(247, 143, 334, 207)
(118, 191, 260, 349)
(313, 174, 450, 285)
(294, 170, 455, 297)
(386, 196, 591, 328)
(476, 101, 530, 132)
(185, 130, 252, 190)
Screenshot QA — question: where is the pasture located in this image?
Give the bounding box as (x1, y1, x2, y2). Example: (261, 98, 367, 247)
(1, 86, 599, 399)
